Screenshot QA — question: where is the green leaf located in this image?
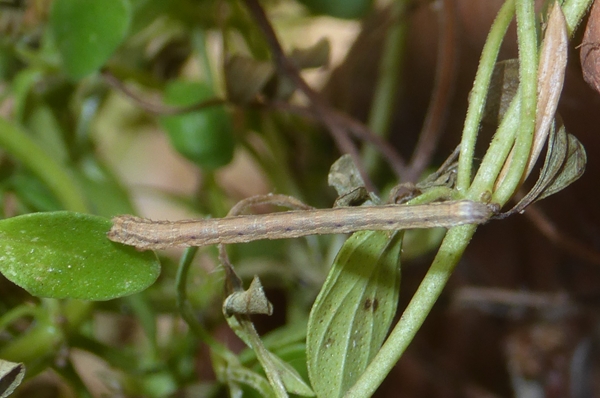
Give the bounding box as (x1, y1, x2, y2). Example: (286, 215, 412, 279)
(50, 0, 131, 79)
(160, 80, 235, 170)
(9, 172, 63, 213)
(297, 0, 373, 19)
(0, 212, 159, 300)
(0, 117, 87, 212)
(307, 230, 402, 398)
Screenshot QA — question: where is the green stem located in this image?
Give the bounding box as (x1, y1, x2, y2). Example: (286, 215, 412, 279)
(456, 0, 515, 192)
(347, 0, 594, 396)
(492, 0, 538, 204)
(344, 224, 476, 398)
(467, 89, 520, 198)
(52, 360, 94, 398)
(175, 247, 238, 363)
(362, 0, 409, 174)
(0, 304, 41, 332)
(0, 118, 88, 212)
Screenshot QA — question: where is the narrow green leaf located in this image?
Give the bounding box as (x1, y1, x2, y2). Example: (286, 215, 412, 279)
(307, 230, 402, 398)
(0, 212, 159, 300)
(0, 117, 88, 213)
(50, 0, 131, 79)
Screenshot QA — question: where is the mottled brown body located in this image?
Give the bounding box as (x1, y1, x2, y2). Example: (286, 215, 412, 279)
(107, 200, 493, 250)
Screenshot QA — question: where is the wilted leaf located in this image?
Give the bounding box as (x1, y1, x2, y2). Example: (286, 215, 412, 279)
(508, 122, 586, 214)
(0, 360, 25, 398)
(526, 3, 568, 178)
(224, 276, 273, 316)
(289, 38, 330, 70)
(482, 59, 520, 126)
(0, 212, 160, 300)
(328, 154, 378, 206)
(225, 55, 274, 104)
(328, 154, 367, 197)
(307, 230, 402, 398)
(50, 0, 131, 79)
(535, 132, 586, 201)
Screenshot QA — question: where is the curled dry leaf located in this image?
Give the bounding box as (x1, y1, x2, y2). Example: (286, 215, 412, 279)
(527, 3, 568, 178)
(503, 120, 586, 216)
(225, 55, 275, 104)
(0, 360, 25, 398)
(289, 37, 330, 70)
(580, 0, 600, 95)
(223, 276, 274, 316)
(494, 3, 568, 189)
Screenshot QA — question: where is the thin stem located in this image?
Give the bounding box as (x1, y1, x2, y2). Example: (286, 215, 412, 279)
(525, 204, 600, 266)
(457, 0, 515, 192)
(242, 0, 373, 190)
(363, 0, 410, 174)
(467, 92, 520, 198)
(0, 117, 88, 212)
(0, 304, 41, 332)
(175, 247, 238, 363)
(492, 0, 538, 204)
(406, 0, 459, 182)
(102, 69, 228, 115)
(52, 360, 93, 398)
(344, 225, 476, 398)
(262, 100, 408, 180)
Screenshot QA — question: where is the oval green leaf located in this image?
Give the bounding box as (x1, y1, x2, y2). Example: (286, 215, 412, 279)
(160, 80, 235, 170)
(0, 212, 159, 300)
(307, 230, 402, 398)
(50, 0, 131, 79)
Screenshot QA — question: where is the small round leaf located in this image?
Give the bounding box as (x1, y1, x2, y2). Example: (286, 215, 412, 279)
(50, 0, 131, 79)
(160, 81, 235, 170)
(0, 212, 159, 300)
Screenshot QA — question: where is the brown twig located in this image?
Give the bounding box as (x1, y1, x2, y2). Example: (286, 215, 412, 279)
(406, 0, 458, 182)
(264, 99, 408, 179)
(102, 67, 409, 182)
(524, 204, 600, 267)
(101, 69, 228, 115)
(452, 286, 577, 313)
(242, 0, 375, 190)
